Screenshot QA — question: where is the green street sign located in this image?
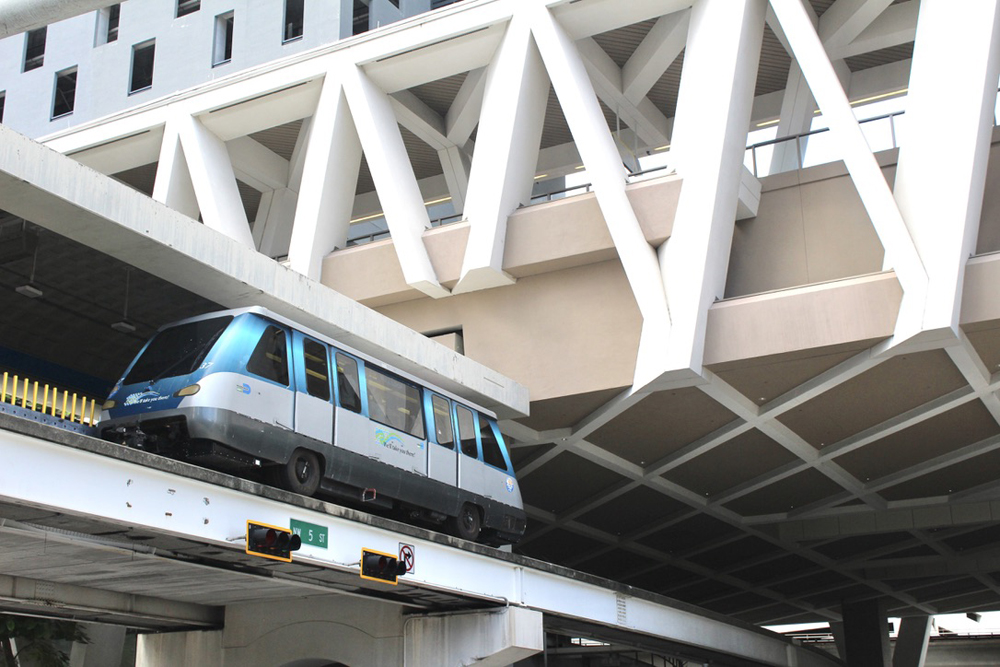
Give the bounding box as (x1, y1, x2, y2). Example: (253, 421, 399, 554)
(290, 519, 328, 549)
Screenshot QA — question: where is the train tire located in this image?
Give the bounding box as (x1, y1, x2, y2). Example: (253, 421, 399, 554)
(450, 503, 482, 542)
(277, 449, 322, 497)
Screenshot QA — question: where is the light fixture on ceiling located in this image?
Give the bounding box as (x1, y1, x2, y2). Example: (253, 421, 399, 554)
(111, 267, 136, 333)
(15, 238, 43, 298)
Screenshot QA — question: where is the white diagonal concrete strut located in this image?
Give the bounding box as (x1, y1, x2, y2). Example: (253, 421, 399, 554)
(768, 0, 928, 342)
(455, 12, 549, 294)
(660, 0, 767, 377)
(342, 64, 450, 298)
(287, 77, 362, 280)
(622, 10, 690, 106)
(528, 1, 672, 389)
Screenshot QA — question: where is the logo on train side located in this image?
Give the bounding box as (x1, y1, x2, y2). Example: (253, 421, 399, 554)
(505, 477, 515, 493)
(123, 389, 169, 407)
(237, 383, 251, 394)
(375, 428, 420, 458)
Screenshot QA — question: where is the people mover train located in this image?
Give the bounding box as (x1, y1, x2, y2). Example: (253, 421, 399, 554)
(99, 307, 526, 544)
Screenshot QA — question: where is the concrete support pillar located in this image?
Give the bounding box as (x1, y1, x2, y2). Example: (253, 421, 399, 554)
(456, 12, 550, 294)
(529, 2, 671, 389)
(770, 61, 815, 174)
(342, 64, 449, 298)
(892, 0, 1000, 335)
(438, 145, 472, 215)
(622, 10, 689, 106)
(660, 0, 766, 375)
(287, 78, 362, 279)
(768, 0, 927, 341)
(840, 598, 891, 667)
(69, 624, 126, 667)
(136, 630, 223, 667)
(404, 606, 544, 667)
(892, 615, 931, 667)
(175, 114, 254, 247)
(152, 120, 199, 221)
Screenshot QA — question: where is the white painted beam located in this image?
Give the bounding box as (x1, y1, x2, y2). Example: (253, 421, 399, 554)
(455, 12, 549, 294)
(225, 137, 290, 192)
(660, 0, 766, 375)
(551, 0, 694, 41)
(576, 36, 671, 148)
(175, 114, 254, 247)
(892, 0, 1000, 336)
(622, 10, 690, 106)
(151, 120, 199, 221)
(343, 64, 449, 298)
(438, 145, 471, 215)
(287, 77, 362, 281)
(833, 0, 919, 60)
(389, 89, 449, 151)
(528, 2, 672, 388)
(818, 0, 895, 55)
(445, 67, 487, 146)
(769, 0, 927, 342)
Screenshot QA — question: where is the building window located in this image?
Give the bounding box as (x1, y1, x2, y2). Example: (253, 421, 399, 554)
(176, 0, 200, 17)
(129, 41, 155, 93)
(23, 27, 46, 72)
(283, 0, 304, 43)
(51, 68, 77, 119)
(0, 92, 6, 123)
(352, 0, 369, 36)
(96, 4, 120, 45)
(213, 12, 234, 65)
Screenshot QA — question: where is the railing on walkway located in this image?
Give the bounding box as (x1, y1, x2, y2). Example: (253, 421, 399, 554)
(1, 371, 100, 425)
(744, 110, 906, 178)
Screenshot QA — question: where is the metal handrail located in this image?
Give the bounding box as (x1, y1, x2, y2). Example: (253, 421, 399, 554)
(745, 110, 907, 177)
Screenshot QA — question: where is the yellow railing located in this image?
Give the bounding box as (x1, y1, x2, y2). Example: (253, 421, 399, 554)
(0, 371, 100, 426)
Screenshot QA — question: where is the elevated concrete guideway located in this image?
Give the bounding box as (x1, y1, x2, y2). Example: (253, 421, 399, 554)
(0, 412, 837, 667)
(0, 123, 528, 418)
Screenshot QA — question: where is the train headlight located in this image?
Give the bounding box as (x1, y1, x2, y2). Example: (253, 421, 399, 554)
(175, 384, 201, 397)
(102, 399, 117, 410)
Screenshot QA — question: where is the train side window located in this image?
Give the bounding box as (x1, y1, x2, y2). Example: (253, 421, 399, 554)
(336, 353, 362, 413)
(302, 338, 330, 401)
(457, 405, 478, 458)
(366, 367, 425, 439)
(432, 395, 454, 448)
(480, 418, 507, 470)
(247, 325, 289, 385)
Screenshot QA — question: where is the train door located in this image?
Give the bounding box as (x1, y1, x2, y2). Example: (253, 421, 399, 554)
(332, 350, 370, 458)
(292, 332, 333, 444)
(244, 320, 294, 431)
(455, 404, 484, 492)
(427, 393, 457, 486)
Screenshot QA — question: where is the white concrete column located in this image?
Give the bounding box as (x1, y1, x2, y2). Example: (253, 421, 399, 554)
(529, 2, 671, 390)
(455, 12, 550, 294)
(404, 607, 543, 667)
(175, 114, 254, 247)
(659, 0, 766, 374)
(445, 67, 487, 146)
(769, 0, 927, 341)
(151, 120, 199, 221)
(892, 615, 931, 667)
(770, 61, 816, 173)
(287, 77, 362, 280)
(892, 0, 1000, 336)
(438, 145, 472, 215)
(136, 631, 224, 667)
(342, 64, 450, 298)
(622, 10, 689, 106)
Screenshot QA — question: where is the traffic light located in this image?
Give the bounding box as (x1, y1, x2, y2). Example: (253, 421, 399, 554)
(246, 521, 302, 562)
(360, 548, 408, 585)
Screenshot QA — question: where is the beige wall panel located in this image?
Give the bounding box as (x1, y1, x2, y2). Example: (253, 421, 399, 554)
(726, 162, 892, 299)
(962, 253, 1000, 325)
(376, 260, 642, 401)
(975, 137, 1000, 254)
(705, 272, 902, 365)
(320, 176, 680, 306)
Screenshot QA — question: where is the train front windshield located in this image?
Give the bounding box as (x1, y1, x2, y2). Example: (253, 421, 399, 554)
(123, 316, 233, 385)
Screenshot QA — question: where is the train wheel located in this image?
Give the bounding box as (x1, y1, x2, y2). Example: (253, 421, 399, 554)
(450, 503, 482, 542)
(278, 449, 321, 497)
